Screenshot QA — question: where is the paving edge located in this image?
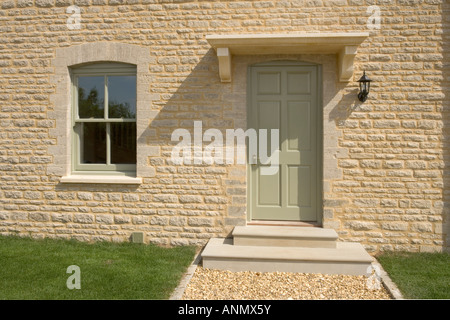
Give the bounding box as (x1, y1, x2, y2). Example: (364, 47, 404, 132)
(372, 259, 404, 300)
(169, 250, 202, 300)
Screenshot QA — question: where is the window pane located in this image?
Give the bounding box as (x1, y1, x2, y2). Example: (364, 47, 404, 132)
(108, 76, 136, 119)
(78, 76, 105, 118)
(111, 123, 136, 164)
(82, 123, 106, 164)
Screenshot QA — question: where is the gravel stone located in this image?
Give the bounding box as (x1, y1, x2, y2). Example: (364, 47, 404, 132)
(182, 267, 392, 300)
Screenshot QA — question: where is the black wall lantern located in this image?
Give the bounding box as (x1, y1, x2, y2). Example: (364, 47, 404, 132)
(357, 71, 372, 102)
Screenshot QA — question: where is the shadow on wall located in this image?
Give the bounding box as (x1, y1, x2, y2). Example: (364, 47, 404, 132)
(327, 88, 360, 124)
(144, 49, 240, 239)
(146, 49, 235, 150)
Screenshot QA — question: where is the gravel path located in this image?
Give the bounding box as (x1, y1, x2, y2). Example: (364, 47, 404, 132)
(182, 267, 392, 300)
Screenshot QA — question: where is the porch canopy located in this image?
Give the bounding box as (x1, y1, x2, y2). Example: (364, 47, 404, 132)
(206, 33, 369, 83)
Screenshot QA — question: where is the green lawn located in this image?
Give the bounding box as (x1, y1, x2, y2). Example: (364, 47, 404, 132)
(377, 251, 450, 299)
(0, 235, 197, 300)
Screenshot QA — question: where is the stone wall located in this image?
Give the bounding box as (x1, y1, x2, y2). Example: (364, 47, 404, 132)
(0, 0, 448, 254)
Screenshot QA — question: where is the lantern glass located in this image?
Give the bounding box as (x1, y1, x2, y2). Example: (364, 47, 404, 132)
(357, 71, 372, 102)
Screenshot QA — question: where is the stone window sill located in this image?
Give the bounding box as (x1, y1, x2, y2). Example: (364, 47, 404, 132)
(60, 174, 142, 185)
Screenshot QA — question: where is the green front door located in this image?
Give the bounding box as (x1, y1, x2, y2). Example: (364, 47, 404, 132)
(248, 62, 321, 222)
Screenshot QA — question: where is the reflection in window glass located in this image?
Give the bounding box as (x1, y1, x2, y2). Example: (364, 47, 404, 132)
(82, 123, 106, 164)
(73, 64, 138, 173)
(108, 76, 137, 119)
(78, 76, 105, 118)
(111, 123, 136, 164)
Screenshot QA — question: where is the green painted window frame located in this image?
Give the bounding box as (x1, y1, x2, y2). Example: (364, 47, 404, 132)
(71, 63, 137, 175)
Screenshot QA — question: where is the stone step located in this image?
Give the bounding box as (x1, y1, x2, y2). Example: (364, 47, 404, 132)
(232, 226, 338, 248)
(201, 237, 374, 276)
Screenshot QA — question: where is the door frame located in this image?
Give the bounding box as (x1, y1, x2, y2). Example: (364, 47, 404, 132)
(246, 60, 323, 225)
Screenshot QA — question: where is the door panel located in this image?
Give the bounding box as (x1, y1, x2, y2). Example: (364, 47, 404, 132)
(249, 63, 320, 222)
(287, 72, 310, 94)
(258, 101, 280, 131)
(287, 165, 312, 207)
(257, 72, 281, 94)
(287, 101, 311, 151)
(258, 165, 281, 206)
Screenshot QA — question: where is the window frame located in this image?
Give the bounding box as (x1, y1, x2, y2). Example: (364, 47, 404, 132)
(71, 63, 137, 175)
